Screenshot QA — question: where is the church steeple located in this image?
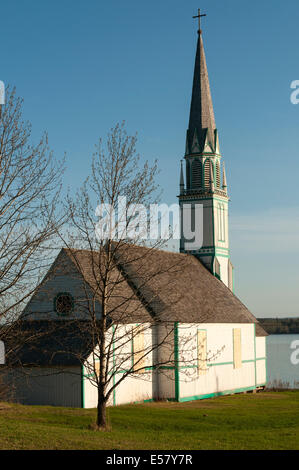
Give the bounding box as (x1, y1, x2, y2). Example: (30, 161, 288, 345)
(183, 14, 225, 194)
(187, 14, 216, 155)
(178, 9, 233, 292)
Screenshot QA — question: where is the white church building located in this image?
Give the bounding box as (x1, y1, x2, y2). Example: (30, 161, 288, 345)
(5, 13, 267, 408)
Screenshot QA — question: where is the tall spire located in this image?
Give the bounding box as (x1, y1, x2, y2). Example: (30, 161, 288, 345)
(187, 9, 216, 155)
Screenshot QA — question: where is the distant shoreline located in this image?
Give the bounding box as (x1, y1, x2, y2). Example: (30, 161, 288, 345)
(258, 318, 299, 335)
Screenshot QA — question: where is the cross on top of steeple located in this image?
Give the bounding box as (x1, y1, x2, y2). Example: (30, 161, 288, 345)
(192, 8, 206, 34)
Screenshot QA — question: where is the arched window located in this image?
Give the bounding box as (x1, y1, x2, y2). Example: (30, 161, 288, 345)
(191, 159, 202, 190)
(204, 159, 212, 189)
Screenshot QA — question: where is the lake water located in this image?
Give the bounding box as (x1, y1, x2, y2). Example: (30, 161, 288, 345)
(266, 334, 299, 388)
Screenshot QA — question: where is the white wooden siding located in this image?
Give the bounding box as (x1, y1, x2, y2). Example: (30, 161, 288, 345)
(21, 253, 101, 321)
(177, 323, 261, 400)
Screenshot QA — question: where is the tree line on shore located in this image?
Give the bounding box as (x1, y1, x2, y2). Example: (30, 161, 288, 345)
(258, 318, 299, 335)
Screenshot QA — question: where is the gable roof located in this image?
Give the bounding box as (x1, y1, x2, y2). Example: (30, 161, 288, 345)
(20, 245, 268, 337)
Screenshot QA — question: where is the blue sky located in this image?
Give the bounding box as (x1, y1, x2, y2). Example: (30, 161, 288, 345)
(1, 0, 299, 317)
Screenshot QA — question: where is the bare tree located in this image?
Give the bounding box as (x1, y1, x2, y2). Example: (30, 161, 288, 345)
(59, 123, 221, 430)
(0, 86, 65, 375)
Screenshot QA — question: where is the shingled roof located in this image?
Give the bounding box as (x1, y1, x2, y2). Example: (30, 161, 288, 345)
(18, 245, 267, 344)
(110, 243, 267, 336)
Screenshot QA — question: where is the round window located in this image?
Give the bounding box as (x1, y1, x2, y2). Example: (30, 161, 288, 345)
(54, 293, 74, 315)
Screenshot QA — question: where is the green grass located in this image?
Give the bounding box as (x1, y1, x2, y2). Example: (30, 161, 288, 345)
(0, 391, 298, 449)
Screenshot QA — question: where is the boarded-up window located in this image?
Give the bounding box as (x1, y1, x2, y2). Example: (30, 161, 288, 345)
(233, 328, 242, 369)
(197, 330, 207, 375)
(95, 362, 100, 378)
(133, 326, 145, 373)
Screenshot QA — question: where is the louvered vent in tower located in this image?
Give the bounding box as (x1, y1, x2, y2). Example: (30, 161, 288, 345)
(191, 159, 202, 190)
(204, 159, 211, 189)
(216, 161, 221, 187)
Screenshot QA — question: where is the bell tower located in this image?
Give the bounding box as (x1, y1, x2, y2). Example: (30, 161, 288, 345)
(179, 9, 233, 290)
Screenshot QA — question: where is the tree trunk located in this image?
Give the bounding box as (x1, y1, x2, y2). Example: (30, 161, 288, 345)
(96, 393, 107, 430)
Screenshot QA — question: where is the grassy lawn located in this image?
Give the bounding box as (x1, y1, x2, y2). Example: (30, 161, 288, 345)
(0, 391, 298, 450)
